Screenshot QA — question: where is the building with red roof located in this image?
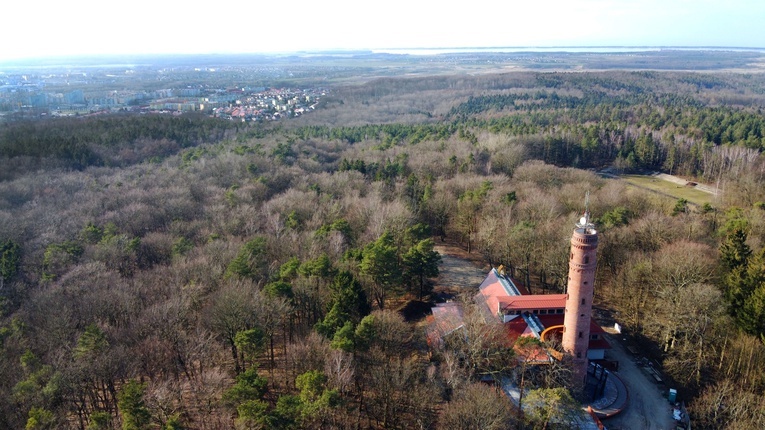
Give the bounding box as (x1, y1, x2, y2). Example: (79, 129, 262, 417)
(426, 302, 464, 349)
(476, 267, 609, 361)
(429, 266, 610, 363)
(429, 198, 612, 399)
(429, 197, 610, 396)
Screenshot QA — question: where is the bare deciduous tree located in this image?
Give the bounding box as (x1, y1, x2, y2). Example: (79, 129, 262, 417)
(440, 382, 516, 430)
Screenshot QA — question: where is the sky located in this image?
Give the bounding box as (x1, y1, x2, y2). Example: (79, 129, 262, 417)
(2, 0, 765, 61)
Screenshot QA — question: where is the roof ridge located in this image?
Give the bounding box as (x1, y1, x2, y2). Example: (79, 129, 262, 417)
(493, 268, 522, 296)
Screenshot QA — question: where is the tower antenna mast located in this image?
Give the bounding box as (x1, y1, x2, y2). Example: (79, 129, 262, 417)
(577, 191, 594, 231)
(584, 190, 590, 225)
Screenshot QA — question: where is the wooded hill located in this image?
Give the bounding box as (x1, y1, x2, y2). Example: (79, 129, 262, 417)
(2, 71, 765, 429)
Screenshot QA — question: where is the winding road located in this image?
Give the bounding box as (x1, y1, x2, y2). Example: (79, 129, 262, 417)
(600, 334, 677, 430)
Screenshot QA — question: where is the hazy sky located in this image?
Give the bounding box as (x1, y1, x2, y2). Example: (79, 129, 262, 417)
(2, 0, 764, 60)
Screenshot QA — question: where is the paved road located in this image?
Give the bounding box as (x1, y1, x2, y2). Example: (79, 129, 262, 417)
(601, 334, 677, 430)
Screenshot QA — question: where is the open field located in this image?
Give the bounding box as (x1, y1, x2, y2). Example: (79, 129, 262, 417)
(618, 174, 716, 206)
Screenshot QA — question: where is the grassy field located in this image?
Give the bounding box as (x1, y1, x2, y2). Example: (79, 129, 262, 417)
(620, 174, 716, 206)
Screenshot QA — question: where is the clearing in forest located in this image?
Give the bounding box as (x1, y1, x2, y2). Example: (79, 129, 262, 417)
(432, 242, 490, 294)
(604, 171, 716, 206)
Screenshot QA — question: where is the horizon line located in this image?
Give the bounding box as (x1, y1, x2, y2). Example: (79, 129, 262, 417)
(2, 45, 764, 65)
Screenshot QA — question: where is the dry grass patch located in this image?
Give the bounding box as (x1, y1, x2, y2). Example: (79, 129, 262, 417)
(621, 174, 715, 206)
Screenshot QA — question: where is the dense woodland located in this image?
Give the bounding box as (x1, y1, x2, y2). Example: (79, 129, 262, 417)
(2, 71, 765, 429)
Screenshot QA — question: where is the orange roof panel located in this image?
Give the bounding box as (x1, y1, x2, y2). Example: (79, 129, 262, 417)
(497, 294, 567, 311)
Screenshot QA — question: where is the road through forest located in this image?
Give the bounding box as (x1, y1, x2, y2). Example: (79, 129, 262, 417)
(600, 333, 678, 430)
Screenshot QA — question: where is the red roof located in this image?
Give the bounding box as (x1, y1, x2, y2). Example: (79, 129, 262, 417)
(503, 314, 611, 351)
(535, 314, 607, 335)
(475, 269, 529, 320)
(588, 337, 612, 350)
(432, 268, 610, 354)
(505, 317, 536, 340)
(514, 342, 552, 364)
(497, 294, 567, 311)
(426, 302, 465, 348)
(431, 302, 464, 336)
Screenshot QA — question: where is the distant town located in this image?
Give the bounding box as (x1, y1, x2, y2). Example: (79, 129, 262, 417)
(3, 48, 764, 124)
(0, 65, 326, 121)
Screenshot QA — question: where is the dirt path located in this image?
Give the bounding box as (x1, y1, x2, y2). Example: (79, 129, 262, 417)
(601, 333, 677, 430)
(654, 172, 718, 195)
(432, 243, 490, 292)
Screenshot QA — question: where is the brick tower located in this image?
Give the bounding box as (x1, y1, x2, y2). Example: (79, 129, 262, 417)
(562, 197, 598, 391)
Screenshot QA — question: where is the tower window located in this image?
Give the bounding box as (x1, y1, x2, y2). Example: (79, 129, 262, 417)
(570, 253, 573, 260)
(579, 331, 583, 338)
(584, 256, 590, 264)
(581, 298, 586, 305)
(577, 352, 581, 358)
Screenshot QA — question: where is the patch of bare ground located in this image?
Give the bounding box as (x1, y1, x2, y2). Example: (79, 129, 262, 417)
(432, 239, 491, 295)
(398, 240, 489, 322)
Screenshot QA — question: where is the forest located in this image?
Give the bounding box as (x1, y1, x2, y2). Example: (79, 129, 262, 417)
(2, 70, 765, 429)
